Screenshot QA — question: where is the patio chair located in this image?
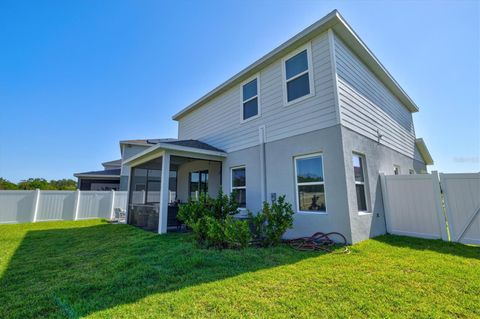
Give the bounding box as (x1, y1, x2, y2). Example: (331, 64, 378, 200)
(114, 208, 127, 223)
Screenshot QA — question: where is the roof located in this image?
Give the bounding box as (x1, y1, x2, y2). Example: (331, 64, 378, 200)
(74, 169, 121, 178)
(123, 139, 226, 166)
(415, 138, 434, 165)
(119, 138, 177, 147)
(172, 9, 419, 121)
(163, 140, 224, 153)
(101, 159, 121, 167)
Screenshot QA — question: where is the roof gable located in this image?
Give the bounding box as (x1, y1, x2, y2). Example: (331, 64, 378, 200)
(172, 10, 419, 121)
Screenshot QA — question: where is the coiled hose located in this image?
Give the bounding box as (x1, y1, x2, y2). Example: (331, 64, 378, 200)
(286, 232, 350, 254)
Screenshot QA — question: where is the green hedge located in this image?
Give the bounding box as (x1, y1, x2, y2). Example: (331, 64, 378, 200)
(178, 191, 294, 249)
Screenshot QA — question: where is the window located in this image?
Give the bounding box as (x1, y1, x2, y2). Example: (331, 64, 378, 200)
(231, 167, 246, 208)
(294, 154, 326, 212)
(353, 154, 368, 212)
(394, 165, 400, 175)
(241, 77, 260, 121)
(283, 44, 314, 105)
(189, 171, 208, 200)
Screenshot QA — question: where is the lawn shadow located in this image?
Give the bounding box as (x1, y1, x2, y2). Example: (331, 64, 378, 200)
(372, 234, 480, 260)
(0, 222, 320, 318)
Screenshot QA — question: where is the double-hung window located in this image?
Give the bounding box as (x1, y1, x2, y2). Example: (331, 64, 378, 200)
(283, 44, 314, 105)
(231, 166, 246, 208)
(294, 154, 326, 213)
(352, 154, 368, 212)
(241, 77, 260, 121)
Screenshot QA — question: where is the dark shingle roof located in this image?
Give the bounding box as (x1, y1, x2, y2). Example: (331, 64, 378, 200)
(102, 159, 122, 167)
(120, 138, 177, 146)
(120, 138, 225, 153)
(164, 140, 225, 153)
(74, 169, 121, 177)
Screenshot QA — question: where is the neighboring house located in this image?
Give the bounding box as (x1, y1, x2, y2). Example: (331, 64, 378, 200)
(119, 10, 433, 243)
(74, 159, 122, 190)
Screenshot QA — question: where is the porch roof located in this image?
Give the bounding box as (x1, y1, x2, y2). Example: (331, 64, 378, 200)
(74, 168, 121, 179)
(123, 139, 226, 167)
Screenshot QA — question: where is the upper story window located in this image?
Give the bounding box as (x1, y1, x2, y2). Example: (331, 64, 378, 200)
(294, 153, 326, 213)
(231, 166, 246, 208)
(283, 43, 314, 105)
(241, 77, 260, 122)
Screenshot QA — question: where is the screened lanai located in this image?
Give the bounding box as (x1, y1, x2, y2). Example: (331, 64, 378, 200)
(123, 140, 226, 233)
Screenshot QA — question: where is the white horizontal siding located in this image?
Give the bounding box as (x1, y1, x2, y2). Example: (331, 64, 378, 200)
(178, 32, 338, 152)
(334, 34, 416, 158)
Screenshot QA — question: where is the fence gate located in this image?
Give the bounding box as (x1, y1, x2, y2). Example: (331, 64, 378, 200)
(380, 172, 447, 240)
(441, 173, 480, 245)
(380, 171, 480, 244)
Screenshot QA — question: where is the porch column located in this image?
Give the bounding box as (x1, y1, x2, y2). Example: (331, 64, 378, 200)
(158, 152, 170, 234)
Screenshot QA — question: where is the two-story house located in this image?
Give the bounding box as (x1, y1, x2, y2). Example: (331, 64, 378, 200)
(120, 10, 433, 243)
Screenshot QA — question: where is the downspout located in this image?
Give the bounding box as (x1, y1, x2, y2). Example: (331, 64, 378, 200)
(259, 125, 267, 203)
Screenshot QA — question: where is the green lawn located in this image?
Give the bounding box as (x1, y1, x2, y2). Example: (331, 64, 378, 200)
(0, 220, 478, 319)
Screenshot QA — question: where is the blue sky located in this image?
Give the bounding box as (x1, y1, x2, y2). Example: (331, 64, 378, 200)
(0, 0, 478, 182)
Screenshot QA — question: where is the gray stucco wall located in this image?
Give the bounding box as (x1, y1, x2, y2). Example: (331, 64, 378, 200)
(340, 126, 426, 243)
(264, 125, 352, 241)
(222, 125, 353, 242)
(177, 160, 221, 203)
(221, 145, 263, 214)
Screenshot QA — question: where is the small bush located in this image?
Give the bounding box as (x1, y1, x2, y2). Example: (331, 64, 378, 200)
(249, 195, 294, 246)
(178, 191, 250, 249)
(178, 192, 293, 249)
(224, 216, 252, 249)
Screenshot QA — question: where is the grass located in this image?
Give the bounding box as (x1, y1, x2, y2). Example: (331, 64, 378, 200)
(0, 220, 478, 319)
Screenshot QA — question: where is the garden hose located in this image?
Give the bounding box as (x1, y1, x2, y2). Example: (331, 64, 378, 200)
(286, 232, 350, 254)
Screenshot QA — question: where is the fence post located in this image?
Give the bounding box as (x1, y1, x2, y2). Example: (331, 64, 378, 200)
(432, 171, 449, 241)
(379, 173, 392, 234)
(32, 189, 41, 222)
(109, 189, 116, 220)
(73, 190, 81, 220)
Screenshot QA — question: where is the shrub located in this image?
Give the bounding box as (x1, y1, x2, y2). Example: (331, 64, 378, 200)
(224, 216, 251, 249)
(178, 191, 250, 249)
(249, 195, 294, 246)
(178, 192, 293, 249)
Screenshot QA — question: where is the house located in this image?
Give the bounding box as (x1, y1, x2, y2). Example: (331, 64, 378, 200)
(120, 10, 433, 243)
(74, 159, 122, 190)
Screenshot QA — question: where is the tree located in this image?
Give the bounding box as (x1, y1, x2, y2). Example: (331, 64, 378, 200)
(49, 179, 77, 190)
(17, 178, 53, 190)
(1, 177, 78, 190)
(0, 178, 19, 190)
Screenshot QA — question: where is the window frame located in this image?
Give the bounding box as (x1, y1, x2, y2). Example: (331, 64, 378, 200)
(294, 152, 327, 214)
(230, 166, 246, 209)
(393, 165, 401, 175)
(352, 153, 369, 213)
(189, 170, 209, 200)
(281, 42, 315, 107)
(240, 74, 261, 123)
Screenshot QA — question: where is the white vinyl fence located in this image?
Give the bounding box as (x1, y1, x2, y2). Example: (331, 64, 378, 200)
(381, 171, 480, 245)
(441, 173, 480, 245)
(0, 190, 128, 224)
